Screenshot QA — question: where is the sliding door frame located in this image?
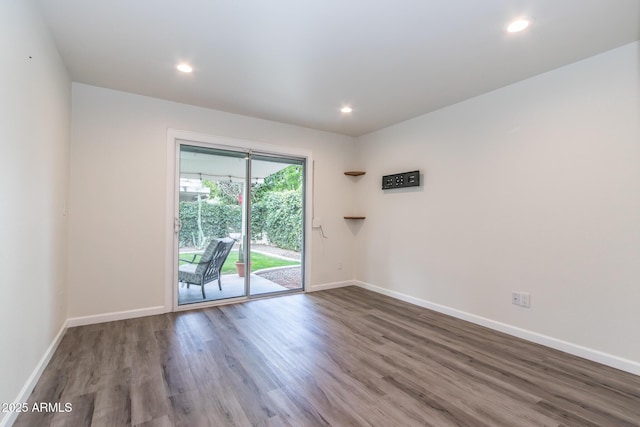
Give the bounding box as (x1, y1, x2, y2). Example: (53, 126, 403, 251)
(248, 153, 307, 298)
(165, 129, 313, 312)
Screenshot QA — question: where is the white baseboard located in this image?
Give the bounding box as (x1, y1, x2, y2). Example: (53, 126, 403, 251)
(0, 321, 68, 427)
(354, 281, 640, 376)
(66, 306, 166, 327)
(309, 280, 354, 292)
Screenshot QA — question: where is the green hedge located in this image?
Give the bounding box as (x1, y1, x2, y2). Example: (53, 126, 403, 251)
(179, 191, 302, 252)
(263, 191, 303, 251)
(179, 202, 241, 248)
(250, 201, 266, 240)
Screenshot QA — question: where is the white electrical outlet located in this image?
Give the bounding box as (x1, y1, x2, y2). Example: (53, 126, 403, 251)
(512, 292, 521, 305)
(512, 291, 531, 308)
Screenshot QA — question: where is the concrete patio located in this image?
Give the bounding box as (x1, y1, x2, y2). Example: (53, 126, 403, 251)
(178, 273, 293, 305)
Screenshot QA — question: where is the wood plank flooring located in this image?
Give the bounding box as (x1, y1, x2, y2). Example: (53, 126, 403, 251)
(15, 286, 640, 426)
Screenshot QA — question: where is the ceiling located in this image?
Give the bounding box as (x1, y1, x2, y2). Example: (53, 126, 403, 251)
(36, 0, 640, 137)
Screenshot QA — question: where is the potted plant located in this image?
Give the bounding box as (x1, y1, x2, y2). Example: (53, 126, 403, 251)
(235, 243, 246, 277)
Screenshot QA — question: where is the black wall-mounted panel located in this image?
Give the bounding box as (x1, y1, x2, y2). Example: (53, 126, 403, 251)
(382, 170, 420, 189)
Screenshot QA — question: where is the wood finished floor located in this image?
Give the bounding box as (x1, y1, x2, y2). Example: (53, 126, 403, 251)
(15, 286, 640, 426)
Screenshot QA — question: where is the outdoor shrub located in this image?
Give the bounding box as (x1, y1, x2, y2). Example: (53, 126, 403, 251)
(250, 201, 266, 240)
(179, 188, 302, 252)
(179, 201, 241, 248)
(263, 191, 303, 251)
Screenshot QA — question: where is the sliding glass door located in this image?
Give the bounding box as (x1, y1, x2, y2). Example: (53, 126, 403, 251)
(249, 155, 304, 296)
(176, 144, 305, 306)
(177, 146, 248, 305)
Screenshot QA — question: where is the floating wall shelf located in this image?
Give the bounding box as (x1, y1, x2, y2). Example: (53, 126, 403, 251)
(344, 171, 366, 220)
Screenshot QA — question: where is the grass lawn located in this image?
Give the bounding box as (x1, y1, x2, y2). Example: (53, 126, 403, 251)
(179, 251, 299, 275)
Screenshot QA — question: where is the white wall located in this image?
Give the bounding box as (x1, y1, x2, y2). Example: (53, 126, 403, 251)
(355, 42, 640, 365)
(69, 84, 356, 318)
(0, 0, 70, 420)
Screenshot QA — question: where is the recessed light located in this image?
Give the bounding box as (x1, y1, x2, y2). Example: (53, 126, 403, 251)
(177, 63, 193, 73)
(507, 19, 529, 33)
(341, 106, 353, 113)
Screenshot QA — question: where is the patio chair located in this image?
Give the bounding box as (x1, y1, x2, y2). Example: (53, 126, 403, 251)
(178, 237, 235, 299)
